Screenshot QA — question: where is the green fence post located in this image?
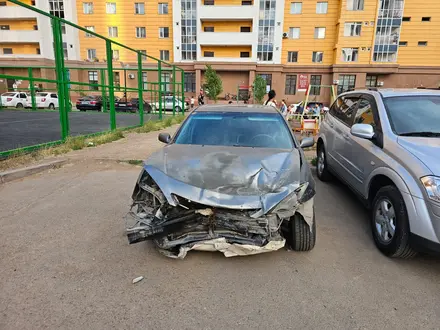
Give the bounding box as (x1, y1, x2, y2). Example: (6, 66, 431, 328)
(51, 19, 68, 140)
(100, 68, 107, 113)
(172, 66, 176, 116)
(137, 52, 144, 126)
(158, 62, 163, 120)
(28, 67, 37, 111)
(181, 70, 185, 115)
(106, 40, 116, 130)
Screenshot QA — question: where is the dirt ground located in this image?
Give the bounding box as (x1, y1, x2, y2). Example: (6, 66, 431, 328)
(1, 126, 439, 329)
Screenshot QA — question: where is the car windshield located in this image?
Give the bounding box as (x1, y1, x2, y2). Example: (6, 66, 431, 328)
(384, 96, 440, 136)
(174, 112, 294, 149)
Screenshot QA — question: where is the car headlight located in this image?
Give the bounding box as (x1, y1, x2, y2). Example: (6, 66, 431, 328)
(421, 176, 440, 202)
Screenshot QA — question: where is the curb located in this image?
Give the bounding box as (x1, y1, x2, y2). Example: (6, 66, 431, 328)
(0, 159, 68, 184)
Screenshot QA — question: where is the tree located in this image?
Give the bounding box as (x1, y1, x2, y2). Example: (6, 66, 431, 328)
(203, 65, 223, 103)
(253, 75, 267, 104)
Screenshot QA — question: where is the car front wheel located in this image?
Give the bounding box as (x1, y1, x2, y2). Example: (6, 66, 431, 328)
(372, 186, 417, 258)
(289, 212, 316, 251)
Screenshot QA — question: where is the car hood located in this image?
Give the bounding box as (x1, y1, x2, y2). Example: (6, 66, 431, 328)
(142, 144, 304, 215)
(398, 137, 440, 175)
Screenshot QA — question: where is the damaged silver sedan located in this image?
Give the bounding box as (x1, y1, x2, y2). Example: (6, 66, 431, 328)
(125, 105, 316, 258)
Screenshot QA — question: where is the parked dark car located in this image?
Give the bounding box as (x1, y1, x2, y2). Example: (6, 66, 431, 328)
(76, 96, 103, 111)
(115, 98, 151, 113)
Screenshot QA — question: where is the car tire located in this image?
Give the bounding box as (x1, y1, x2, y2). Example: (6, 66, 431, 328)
(174, 106, 182, 113)
(290, 212, 316, 251)
(48, 103, 55, 110)
(16, 103, 23, 109)
(316, 144, 332, 182)
(371, 186, 417, 259)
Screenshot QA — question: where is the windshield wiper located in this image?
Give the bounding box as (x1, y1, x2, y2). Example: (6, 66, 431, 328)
(399, 132, 440, 137)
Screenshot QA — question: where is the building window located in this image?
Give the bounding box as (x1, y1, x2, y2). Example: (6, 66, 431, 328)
(134, 3, 145, 14)
(418, 41, 428, 46)
(204, 51, 214, 57)
(142, 72, 148, 90)
(204, 26, 214, 32)
(289, 27, 300, 39)
(240, 26, 251, 32)
(341, 48, 359, 62)
(88, 71, 98, 90)
(112, 49, 119, 60)
(290, 2, 302, 14)
(106, 2, 116, 14)
(85, 26, 95, 37)
(242, 0, 252, 5)
(184, 72, 196, 92)
(337, 75, 356, 94)
(204, 0, 214, 4)
(366, 75, 378, 88)
(402, 17, 411, 21)
(0, 25, 10, 30)
(139, 50, 147, 60)
(285, 75, 297, 95)
(63, 42, 68, 59)
(310, 75, 322, 95)
(3, 48, 13, 55)
(422, 17, 431, 22)
(314, 27, 326, 39)
(258, 74, 272, 90)
(287, 51, 298, 63)
(161, 72, 171, 92)
(113, 72, 120, 90)
(240, 51, 250, 58)
(399, 41, 407, 46)
(181, 0, 197, 61)
(316, 1, 328, 14)
(347, 0, 364, 10)
(49, 0, 65, 18)
(159, 27, 170, 38)
(83, 2, 93, 14)
(108, 26, 118, 38)
(312, 51, 324, 63)
(160, 50, 170, 61)
(344, 22, 362, 36)
(136, 27, 146, 38)
(158, 3, 168, 14)
(257, 0, 276, 62)
(87, 49, 96, 60)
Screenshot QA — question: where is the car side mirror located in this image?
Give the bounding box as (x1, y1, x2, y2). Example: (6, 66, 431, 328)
(351, 123, 375, 140)
(158, 132, 171, 144)
(300, 137, 315, 149)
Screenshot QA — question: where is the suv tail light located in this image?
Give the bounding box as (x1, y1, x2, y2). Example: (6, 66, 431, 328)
(90, 101, 97, 105)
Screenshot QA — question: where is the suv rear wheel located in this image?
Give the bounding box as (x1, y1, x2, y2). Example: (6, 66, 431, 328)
(316, 144, 332, 181)
(372, 186, 417, 258)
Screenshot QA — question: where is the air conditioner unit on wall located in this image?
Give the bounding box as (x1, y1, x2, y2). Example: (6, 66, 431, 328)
(282, 32, 288, 39)
(128, 74, 135, 79)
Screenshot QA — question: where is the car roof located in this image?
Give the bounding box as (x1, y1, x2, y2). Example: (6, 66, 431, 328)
(346, 88, 440, 98)
(194, 104, 278, 114)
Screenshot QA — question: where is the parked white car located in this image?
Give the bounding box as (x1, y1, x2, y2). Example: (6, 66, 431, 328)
(0, 92, 28, 108)
(27, 92, 59, 109)
(149, 96, 189, 112)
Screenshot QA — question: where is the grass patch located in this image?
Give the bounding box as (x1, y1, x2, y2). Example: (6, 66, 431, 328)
(310, 157, 318, 166)
(0, 115, 184, 171)
(120, 159, 143, 166)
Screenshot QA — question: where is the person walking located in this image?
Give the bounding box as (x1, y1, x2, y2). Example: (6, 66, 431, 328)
(280, 99, 288, 117)
(190, 96, 195, 109)
(264, 90, 277, 109)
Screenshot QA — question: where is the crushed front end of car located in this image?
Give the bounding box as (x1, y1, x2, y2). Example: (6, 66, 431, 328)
(125, 146, 316, 259)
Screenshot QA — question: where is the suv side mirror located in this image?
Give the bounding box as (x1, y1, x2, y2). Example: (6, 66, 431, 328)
(158, 132, 171, 144)
(351, 124, 375, 140)
(300, 137, 315, 149)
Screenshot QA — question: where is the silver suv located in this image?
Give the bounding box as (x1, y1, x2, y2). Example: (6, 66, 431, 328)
(317, 89, 440, 258)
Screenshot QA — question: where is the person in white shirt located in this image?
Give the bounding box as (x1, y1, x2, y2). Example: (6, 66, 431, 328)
(264, 90, 277, 109)
(190, 96, 195, 109)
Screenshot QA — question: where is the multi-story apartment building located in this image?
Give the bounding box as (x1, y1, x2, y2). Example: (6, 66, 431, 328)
(1, 0, 439, 104)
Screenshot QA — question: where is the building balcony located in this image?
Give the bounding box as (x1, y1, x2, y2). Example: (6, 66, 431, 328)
(374, 44, 398, 53)
(1, 6, 38, 19)
(0, 30, 40, 43)
(198, 32, 255, 46)
(199, 5, 257, 20)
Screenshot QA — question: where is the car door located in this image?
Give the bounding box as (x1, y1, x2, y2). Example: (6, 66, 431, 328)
(344, 95, 384, 195)
(50, 94, 59, 107)
(330, 95, 360, 185)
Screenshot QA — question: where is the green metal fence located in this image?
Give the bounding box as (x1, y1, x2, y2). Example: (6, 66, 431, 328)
(0, 0, 185, 157)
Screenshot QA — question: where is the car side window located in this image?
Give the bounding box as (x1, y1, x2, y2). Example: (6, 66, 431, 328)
(354, 99, 376, 128)
(20, 93, 27, 98)
(330, 96, 359, 126)
(50, 94, 57, 98)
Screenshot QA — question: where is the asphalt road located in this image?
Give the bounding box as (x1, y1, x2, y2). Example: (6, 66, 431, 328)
(1, 162, 439, 329)
(0, 110, 158, 152)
